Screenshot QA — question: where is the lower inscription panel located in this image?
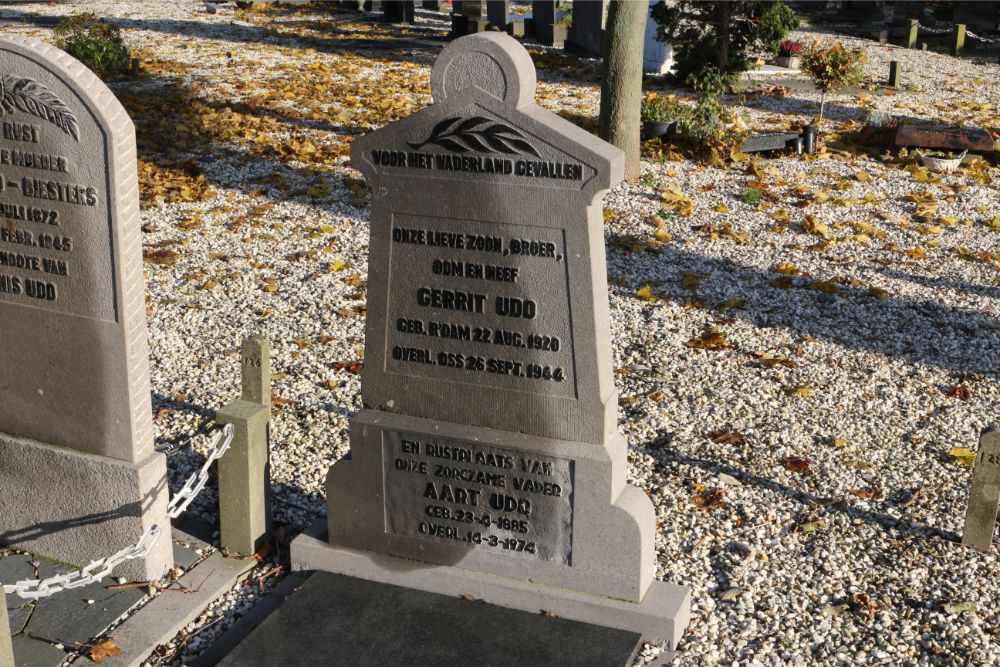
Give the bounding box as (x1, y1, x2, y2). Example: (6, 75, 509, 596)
(382, 429, 574, 564)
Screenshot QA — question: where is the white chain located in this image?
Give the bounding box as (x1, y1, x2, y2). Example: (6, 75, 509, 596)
(916, 21, 999, 43)
(2, 424, 235, 600)
(167, 424, 235, 519)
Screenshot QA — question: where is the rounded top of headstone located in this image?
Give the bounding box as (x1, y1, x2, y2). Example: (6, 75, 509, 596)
(430, 32, 536, 108)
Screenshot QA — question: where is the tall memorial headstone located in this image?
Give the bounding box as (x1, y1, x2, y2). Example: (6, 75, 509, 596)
(0, 36, 171, 581)
(293, 32, 690, 645)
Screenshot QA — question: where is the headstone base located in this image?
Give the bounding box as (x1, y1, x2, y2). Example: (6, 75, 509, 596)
(292, 524, 690, 647)
(0, 432, 172, 582)
(219, 571, 647, 667)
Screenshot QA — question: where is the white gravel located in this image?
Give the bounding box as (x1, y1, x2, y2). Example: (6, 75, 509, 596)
(2, 2, 998, 665)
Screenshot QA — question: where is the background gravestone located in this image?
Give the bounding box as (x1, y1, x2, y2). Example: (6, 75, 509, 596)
(0, 35, 171, 581)
(294, 32, 690, 646)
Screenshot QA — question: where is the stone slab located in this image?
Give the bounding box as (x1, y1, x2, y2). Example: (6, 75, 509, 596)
(26, 561, 145, 647)
(292, 526, 690, 647)
(11, 634, 66, 667)
(962, 430, 1000, 552)
(190, 572, 311, 666)
(2, 554, 35, 634)
(895, 124, 996, 152)
(0, 434, 172, 583)
(100, 552, 256, 667)
(741, 132, 801, 153)
(171, 542, 200, 571)
(218, 571, 643, 667)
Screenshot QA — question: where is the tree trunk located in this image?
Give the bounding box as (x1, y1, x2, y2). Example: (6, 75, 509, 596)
(716, 1, 731, 71)
(598, 0, 647, 181)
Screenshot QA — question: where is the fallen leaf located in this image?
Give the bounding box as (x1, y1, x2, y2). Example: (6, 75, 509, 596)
(88, 639, 124, 663)
(692, 487, 726, 510)
(849, 485, 883, 500)
(685, 327, 731, 351)
(944, 384, 972, 401)
(948, 447, 977, 468)
(707, 430, 747, 446)
(143, 249, 182, 266)
(943, 601, 978, 614)
(781, 456, 811, 473)
(636, 285, 657, 301)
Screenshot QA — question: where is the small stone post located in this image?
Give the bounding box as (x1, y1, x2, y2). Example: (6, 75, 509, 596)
(216, 336, 272, 557)
(888, 61, 900, 88)
(952, 23, 966, 56)
(962, 429, 1000, 552)
(1, 588, 13, 667)
(907, 19, 919, 49)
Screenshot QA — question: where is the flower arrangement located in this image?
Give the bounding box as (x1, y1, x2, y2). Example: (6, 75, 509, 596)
(779, 39, 804, 57)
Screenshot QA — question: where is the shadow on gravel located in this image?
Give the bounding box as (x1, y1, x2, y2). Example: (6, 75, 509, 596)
(649, 440, 962, 544)
(875, 266, 1000, 301)
(612, 243, 1000, 378)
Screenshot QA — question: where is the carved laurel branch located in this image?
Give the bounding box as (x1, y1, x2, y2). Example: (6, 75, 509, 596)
(0, 76, 80, 141)
(408, 116, 540, 157)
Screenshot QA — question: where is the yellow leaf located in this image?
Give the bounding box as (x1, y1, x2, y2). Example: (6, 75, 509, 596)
(905, 247, 927, 260)
(774, 262, 801, 275)
(831, 437, 848, 448)
(636, 285, 656, 301)
(330, 259, 349, 271)
(948, 447, 977, 468)
(714, 203, 730, 214)
(802, 215, 833, 240)
(855, 171, 871, 183)
(788, 386, 815, 398)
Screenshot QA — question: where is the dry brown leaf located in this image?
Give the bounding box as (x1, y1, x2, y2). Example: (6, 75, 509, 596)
(707, 430, 748, 446)
(781, 456, 811, 473)
(685, 327, 731, 351)
(88, 639, 124, 664)
(944, 384, 973, 401)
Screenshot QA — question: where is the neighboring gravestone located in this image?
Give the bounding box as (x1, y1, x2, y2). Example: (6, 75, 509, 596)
(894, 124, 995, 152)
(962, 429, 1000, 552)
(0, 35, 171, 581)
(293, 32, 690, 646)
(567, 0, 607, 57)
(642, 0, 673, 74)
(529, 1, 567, 48)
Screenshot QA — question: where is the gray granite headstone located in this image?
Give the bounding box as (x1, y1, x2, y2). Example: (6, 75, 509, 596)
(567, 0, 607, 57)
(293, 32, 690, 647)
(962, 429, 1000, 552)
(0, 35, 171, 581)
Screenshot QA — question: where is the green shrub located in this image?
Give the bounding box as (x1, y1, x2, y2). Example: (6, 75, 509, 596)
(683, 67, 742, 149)
(652, 1, 799, 81)
(742, 186, 764, 204)
(54, 14, 131, 80)
(640, 94, 688, 123)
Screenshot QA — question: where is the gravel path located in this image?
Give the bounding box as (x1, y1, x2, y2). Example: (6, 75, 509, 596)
(1, 2, 998, 665)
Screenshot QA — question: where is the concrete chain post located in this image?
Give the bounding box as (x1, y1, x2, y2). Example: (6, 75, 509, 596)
(217, 336, 273, 557)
